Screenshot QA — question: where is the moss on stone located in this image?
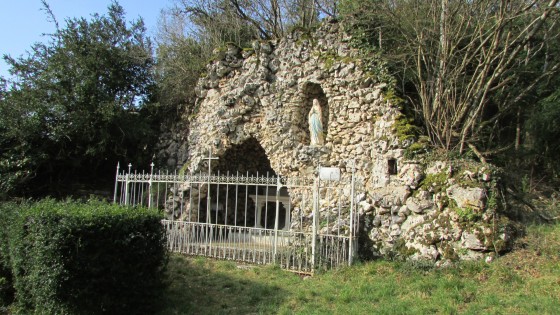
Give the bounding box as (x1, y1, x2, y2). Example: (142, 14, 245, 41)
(393, 114, 421, 143)
(404, 136, 431, 159)
(317, 49, 361, 71)
(418, 172, 448, 193)
(289, 25, 316, 45)
(178, 161, 192, 177)
(440, 243, 459, 261)
(341, 56, 354, 64)
(241, 47, 255, 57)
(454, 206, 482, 222)
(383, 89, 403, 107)
(318, 50, 341, 70)
(323, 55, 336, 70)
(393, 238, 419, 258)
(209, 46, 227, 63)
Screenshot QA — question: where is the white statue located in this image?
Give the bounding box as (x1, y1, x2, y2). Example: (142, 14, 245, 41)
(308, 99, 324, 146)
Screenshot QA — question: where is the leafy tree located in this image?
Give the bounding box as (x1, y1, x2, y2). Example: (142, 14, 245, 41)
(340, 0, 560, 154)
(154, 2, 246, 119)
(525, 89, 560, 178)
(0, 2, 157, 197)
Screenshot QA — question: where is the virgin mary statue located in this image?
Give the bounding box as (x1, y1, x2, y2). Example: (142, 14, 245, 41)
(308, 99, 324, 146)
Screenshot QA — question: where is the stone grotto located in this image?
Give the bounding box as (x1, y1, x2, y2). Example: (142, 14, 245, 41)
(156, 18, 518, 262)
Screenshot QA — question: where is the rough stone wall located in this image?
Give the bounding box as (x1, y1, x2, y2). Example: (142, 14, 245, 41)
(188, 21, 401, 184)
(173, 20, 516, 262)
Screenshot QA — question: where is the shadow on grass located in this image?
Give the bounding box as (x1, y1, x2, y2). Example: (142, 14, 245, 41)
(155, 221, 560, 314)
(157, 254, 290, 315)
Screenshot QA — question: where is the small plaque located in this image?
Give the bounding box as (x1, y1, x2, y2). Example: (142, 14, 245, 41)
(319, 167, 341, 181)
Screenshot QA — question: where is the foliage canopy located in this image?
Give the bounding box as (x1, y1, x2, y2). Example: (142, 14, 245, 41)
(340, 0, 560, 153)
(0, 2, 158, 197)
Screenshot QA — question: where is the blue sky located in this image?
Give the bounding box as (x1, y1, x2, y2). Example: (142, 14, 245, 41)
(0, 0, 174, 78)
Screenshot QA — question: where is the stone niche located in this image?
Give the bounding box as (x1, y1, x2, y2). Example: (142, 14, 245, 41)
(173, 19, 517, 262)
(299, 82, 329, 146)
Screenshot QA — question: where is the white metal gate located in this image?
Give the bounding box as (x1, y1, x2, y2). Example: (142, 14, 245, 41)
(114, 163, 358, 274)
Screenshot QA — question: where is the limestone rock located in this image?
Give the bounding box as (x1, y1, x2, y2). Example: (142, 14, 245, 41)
(370, 186, 410, 207)
(461, 231, 486, 251)
(153, 19, 516, 263)
(426, 161, 449, 175)
(406, 196, 434, 214)
(398, 163, 424, 189)
(446, 185, 486, 210)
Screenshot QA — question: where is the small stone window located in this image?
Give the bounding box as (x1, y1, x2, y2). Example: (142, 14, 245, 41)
(388, 159, 398, 175)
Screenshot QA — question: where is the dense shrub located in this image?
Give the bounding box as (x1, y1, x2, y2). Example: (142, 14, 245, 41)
(0, 202, 15, 309)
(7, 199, 167, 315)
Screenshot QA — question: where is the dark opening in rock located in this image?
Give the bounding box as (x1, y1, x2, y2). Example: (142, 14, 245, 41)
(215, 137, 276, 176)
(388, 159, 398, 175)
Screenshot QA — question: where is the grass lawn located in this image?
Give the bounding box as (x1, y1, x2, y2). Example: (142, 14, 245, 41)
(157, 222, 560, 314)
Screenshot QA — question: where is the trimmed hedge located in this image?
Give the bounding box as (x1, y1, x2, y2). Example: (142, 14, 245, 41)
(6, 199, 167, 315)
(0, 202, 15, 309)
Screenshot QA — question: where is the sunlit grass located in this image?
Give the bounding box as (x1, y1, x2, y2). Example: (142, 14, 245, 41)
(157, 222, 560, 314)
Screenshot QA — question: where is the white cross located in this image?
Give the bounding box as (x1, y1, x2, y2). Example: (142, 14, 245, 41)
(204, 148, 219, 224)
(203, 147, 219, 175)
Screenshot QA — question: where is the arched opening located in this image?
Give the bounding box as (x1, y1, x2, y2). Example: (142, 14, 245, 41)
(198, 137, 290, 230)
(215, 137, 275, 176)
(300, 82, 329, 145)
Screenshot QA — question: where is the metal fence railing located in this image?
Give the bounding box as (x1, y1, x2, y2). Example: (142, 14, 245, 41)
(114, 162, 359, 274)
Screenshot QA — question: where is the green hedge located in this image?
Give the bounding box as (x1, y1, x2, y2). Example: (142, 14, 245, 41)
(0, 202, 15, 309)
(6, 199, 167, 315)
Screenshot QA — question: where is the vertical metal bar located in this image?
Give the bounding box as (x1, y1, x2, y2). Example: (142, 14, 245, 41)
(133, 168, 139, 206)
(129, 170, 133, 206)
(113, 162, 120, 204)
(338, 185, 343, 267)
(286, 187, 291, 231)
(265, 175, 269, 229)
(206, 174, 211, 225)
(253, 172, 258, 263)
(311, 166, 320, 271)
(156, 170, 161, 209)
(214, 172, 220, 259)
(180, 189, 184, 219)
(134, 172, 139, 206)
(205, 170, 211, 254)
(189, 174, 194, 222)
(138, 181, 142, 207)
(273, 176, 281, 264)
(148, 162, 154, 208)
(215, 171, 220, 225)
(197, 180, 202, 225)
(172, 169, 177, 219)
(233, 173, 239, 261)
(254, 172, 259, 228)
(349, 160, 356, 266)
(120, 180, 125, 205)
(164, 171, 169, 216)
(336, 186, 341, 235)
(125, 163, 131, 206)
(244, 171, 248, 228)
(235, 172, 239, 227)
(326, 185, 331, 233)
(300, 190, 304, 233)
(241, 193, 246, 261)
(225, 171, 229, 226)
